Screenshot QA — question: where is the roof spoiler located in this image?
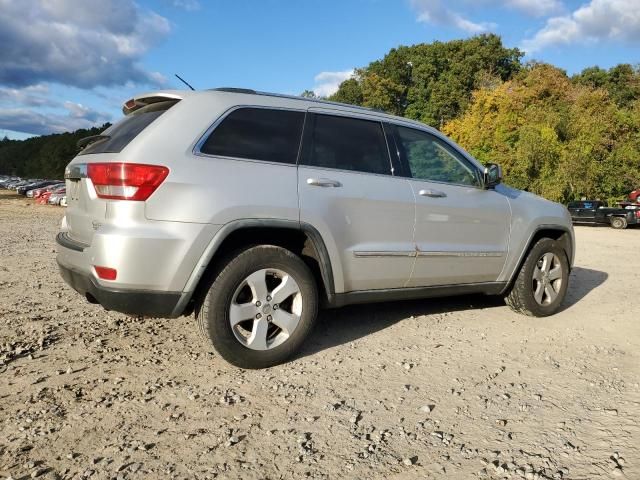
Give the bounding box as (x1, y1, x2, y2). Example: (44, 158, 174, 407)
(122, 92, 183, 115)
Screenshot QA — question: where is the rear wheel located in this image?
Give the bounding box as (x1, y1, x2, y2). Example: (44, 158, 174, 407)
(610, 216, 627, 229)
(195, 245, 318, 369)
(505, 238, 569, 317)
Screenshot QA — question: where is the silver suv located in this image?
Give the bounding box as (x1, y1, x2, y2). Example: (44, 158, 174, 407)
(57, 88, 575, 368)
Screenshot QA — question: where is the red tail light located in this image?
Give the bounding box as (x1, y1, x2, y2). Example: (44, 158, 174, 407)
(87, 163, 169, 201)
(94, 266, 117, 280)
(635, 210, 640, 220)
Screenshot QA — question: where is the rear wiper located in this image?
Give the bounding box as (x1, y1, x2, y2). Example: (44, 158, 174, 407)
(77, 134, 110, 149)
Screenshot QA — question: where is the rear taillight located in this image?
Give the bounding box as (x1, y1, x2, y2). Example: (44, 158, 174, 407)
(87, 163, 169, 201)
(635, 210, 640, 220)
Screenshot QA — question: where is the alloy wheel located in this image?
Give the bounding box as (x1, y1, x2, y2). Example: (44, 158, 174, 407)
(229, 268, 302, 350)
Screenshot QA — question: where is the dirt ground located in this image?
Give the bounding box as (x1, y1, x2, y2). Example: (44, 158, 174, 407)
(0, 189, 638, 480)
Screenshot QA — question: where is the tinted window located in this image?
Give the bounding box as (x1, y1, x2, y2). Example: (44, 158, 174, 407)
(395, 126, 479, 186)
(80, 101, 177, 155)
(200, 108, 304, 164)
(303, 114, 391, 175)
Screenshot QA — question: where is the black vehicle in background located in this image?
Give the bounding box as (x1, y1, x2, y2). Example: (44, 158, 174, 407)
(568, 200, 640, 229)
(16, 180, 60, 195)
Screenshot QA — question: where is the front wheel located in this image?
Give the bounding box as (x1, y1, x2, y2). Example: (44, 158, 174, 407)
(195, 245, 318, 369)
(505, 238, 569, 317)
(610, 216, 627, 229)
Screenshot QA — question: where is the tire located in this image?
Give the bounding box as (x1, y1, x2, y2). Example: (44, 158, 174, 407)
(195, 245, 318, 369)
(610, 216, 627, 229)
(505, 238, 569, 317)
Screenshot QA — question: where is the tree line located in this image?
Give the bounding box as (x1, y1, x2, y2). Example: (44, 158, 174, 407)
(2, 33, 639, 203)
(0, 124, 109, 179)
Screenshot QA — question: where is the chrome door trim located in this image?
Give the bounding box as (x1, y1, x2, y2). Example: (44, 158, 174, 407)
(353, 251, 417, 258)
(417, 251, 504, 258)
(354, 250, 504, 258)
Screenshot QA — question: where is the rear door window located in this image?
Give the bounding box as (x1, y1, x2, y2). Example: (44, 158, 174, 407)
(79, 100, 177, 155)
(301, 113, 392, 175)
(200, 108, 305, 164)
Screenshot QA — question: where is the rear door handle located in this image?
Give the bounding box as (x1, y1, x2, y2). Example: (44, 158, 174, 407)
(307, 178, 342, 188)
(418, 189, 447, 198)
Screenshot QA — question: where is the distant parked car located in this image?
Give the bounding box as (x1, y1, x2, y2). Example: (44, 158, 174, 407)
(36, 186, 64, 204)
(18, 180, 58, 195)
(0, 176, 20, 188)
(28, 183, 65, 198)
(48, 189, 67, 205)
(7, 179, 32, 190)
(59, 196, 67, 207)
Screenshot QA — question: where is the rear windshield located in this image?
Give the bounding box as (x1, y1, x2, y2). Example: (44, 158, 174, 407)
(79, 100, 177, 155)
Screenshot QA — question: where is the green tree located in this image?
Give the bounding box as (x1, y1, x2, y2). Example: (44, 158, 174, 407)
(573, 64, 640, 108)
(444, 64, 640, 204)
(330, 34, 522, 127)
(0, 124, 110, 179)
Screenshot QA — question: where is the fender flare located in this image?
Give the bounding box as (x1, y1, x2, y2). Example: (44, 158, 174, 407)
(171, 219, 336, 317)
(502, 224, 574, 293)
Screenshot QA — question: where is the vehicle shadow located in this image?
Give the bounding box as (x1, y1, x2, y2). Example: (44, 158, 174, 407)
(296, 293, 504, 360)
(296, 266, 607, 359)
(562, 266, 608, 311)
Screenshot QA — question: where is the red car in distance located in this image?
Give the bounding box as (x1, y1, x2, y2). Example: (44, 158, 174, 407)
(30, 183, 65, 199)
(37, 185, 65, 204)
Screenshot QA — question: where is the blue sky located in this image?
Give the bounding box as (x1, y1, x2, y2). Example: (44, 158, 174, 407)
(0, 0, 638, 140)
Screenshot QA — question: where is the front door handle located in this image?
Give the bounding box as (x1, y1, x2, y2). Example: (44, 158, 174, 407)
(307, 178, 342, 188)
(419, 189, 447, 198)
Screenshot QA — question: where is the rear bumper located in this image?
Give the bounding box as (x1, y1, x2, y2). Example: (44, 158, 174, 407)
(57, 260, 182, 318)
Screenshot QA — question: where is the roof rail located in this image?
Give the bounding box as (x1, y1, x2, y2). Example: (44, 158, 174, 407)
(208, 86, 387, 115)
(210, 87, 257, 94)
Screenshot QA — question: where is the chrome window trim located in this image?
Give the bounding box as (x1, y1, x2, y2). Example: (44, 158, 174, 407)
(192, 105, 307, 164)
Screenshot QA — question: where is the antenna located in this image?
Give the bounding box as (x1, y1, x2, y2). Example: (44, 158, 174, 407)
(175, 74, 195, 91)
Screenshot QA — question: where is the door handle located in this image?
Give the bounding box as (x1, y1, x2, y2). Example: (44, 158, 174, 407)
(307, 178, 342, 188)
(418, 189, 446, 198)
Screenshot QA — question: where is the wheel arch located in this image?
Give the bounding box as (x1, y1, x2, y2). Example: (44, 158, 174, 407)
(172, 220, 336, 317)
(503, 225, 574, 294)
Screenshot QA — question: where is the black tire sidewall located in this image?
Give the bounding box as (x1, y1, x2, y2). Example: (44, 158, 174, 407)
(610, 217, 626, 229)
(202, 246, 318, 369)
(518, 239, 569, 316)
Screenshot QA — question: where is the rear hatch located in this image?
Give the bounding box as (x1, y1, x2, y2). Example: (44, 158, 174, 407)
(64, 95, 180, 246)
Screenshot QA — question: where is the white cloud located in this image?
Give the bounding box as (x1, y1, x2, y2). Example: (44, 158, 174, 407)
(171, 0, 201, 11)
(0, 107, 111, 136)
(411, 0, 495, 33)
(313, 70, 355, 97)
(0, 85, 55, 107)
(506, 0, 563, 17)
(0, 85, 112, 135)
(522, 0, 640, 52)
(0, 0, 170, 89)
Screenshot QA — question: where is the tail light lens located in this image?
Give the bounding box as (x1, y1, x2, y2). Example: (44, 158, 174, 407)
(87, 163, 169, 201)
(94, 266, 117, 280)
(635, 210, 640, 220)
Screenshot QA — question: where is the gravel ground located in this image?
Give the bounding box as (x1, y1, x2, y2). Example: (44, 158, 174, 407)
(1, 189, 639, 480)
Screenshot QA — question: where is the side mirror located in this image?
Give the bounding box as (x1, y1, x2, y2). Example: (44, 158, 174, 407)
(483, 163, 502, 189)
